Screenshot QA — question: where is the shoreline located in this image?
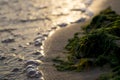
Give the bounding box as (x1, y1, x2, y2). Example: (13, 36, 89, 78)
(42, 0, 120, 80)
(43, 23, 110, 80)
(0, 0, 120, 80)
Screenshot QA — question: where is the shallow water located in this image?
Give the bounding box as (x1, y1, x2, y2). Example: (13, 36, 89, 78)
(0, 0, 119, 80)
(0, 0, 93, 47)
(0, 0, 91, 30)
(0, 0, 94, 79)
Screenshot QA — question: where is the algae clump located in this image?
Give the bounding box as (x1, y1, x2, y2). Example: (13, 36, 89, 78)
(53, 7, 120, 79)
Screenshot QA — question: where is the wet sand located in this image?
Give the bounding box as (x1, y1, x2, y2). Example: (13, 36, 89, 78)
(1, 0, 100, 79)
(0, 0, 89, 80)
(0, 0, 120, 80)
(43, 0, 120, 80)
(43, 23, 110, 80)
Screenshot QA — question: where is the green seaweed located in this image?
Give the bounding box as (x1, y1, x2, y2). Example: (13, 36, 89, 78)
(84, 7, 120, 33)
(53, 8, 120, 79)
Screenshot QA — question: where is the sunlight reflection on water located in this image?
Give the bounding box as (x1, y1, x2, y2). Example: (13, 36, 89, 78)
(0, 0, 96, 79)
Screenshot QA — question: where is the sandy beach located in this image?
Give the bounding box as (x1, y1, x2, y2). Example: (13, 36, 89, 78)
(42, 0, 120, 80)
(43, 23, 110, 80)
(0, 0, 120, 80)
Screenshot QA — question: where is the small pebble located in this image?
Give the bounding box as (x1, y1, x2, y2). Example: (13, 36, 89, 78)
(26, 42, 32, 46)
(32, 51, 41, 55)
(57, 23, 68, 27)
(18, 45, 22, 47)
(11, 48, 16, 51)
(12, 68, 19, 72)
(26, 65, 36, 70)
(72, 17, 86, 23)
(34, 35, 43, 41)
(18, 45, 27, 48)
(0, 56, 6, 60)
(18, 58, 23, 62)
(34, 40, 42, 46)
(1, 37, 15, 43)
(36, 37, 45, 41)
(26, 68, 42, 78)
(35, 71, 42, 78)
(51, 26, 57, 30)
(25, 60, 40, 66)
(37, 33, 41, 35)
(27, 68, 36, 77)
(42, 32, 49, 37)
